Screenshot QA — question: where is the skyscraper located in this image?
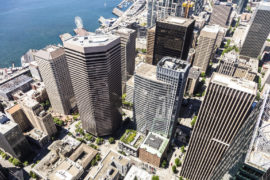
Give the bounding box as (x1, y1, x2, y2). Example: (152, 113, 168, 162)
(153, 16, 194, 65)
(63, 34, 122, 136)
(114, 28, 136, 91)
(209, 2, 232, 28)
(134, 57, 190, 138)
(146, 26, 156, 64)
(193, 25, 219, 72)
(35, 45, 76, 115)
(180, 73, 257, 179)
(240, 1, 270, 58)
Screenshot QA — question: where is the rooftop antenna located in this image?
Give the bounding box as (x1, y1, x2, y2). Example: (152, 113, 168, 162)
(75, 16, 83, 29)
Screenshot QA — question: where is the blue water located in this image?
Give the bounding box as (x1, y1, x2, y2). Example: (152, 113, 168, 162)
(0, 0, 121, 68)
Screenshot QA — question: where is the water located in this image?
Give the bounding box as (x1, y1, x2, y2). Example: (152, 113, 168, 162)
(0, 0, 121, 68)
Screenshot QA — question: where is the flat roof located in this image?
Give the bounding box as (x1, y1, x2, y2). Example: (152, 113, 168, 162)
(211, 73, 257, 95)
(140, 132, 169, 158)
(188, 67, 200, 79)
(34, 45, 65, 60)
(0, 115, 17, 135)
(135, 63, 161, 82)
(26, 128, 48, 141)
(200, 25, 219, 38)
(158, 57, 190, 72)
(124, 166, 152, 180)
(0, 75, 32, 93)
(160, 16, 194, 27)
(6, 104, 21, 115)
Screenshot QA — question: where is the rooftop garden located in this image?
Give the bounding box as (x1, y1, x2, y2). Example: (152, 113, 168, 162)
(120, 129, 137, 144)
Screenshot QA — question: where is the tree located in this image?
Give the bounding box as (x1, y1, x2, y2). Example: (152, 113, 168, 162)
(172, 165, 177, 173)
(91, 159, 97, 166)
(152, 176, 159, 180)
(191, 116, 197, 127)
(8, 157, 14, 163)
(256, 92, 261, 101)
(179, 176, 184, 180)
(1, 152, 7, 159)
(181, 145, 185, 153)
(200, 72, 206, 78)
(12, 158, 21, 166)
(29, 171, 37, 179)
(108, 137, 115, 144)
(161, 160, 167, 168)
(96, 154, 101, 161)
(175, 158, 180, 167)
(23, 161, 29, 167)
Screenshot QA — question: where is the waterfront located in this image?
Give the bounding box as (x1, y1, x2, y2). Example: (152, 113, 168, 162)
(0, 0, 121, 68)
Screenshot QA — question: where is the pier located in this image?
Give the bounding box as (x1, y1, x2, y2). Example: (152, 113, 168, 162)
(113, 8, 124, 17)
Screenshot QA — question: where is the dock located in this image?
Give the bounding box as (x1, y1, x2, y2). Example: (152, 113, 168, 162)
(113, 8, 124, 17)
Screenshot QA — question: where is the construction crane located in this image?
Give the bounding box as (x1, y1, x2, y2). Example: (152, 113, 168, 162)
(182, 1, 194, 18)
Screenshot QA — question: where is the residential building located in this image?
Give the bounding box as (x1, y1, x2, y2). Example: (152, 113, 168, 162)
(134, 57, 190, 138)
(211, 89, 270, 179)
(139, 132, 169, 167)
(153, 16, 195, 65)
(240, 1, 270, 58)
(193, 25, 219, 72)
(5, 104, 31, 132)
(29, 61, 42, 81)
(218, 52, 257, 81)
(35, 45, 76, 115)
(0, 114, 30, 160)
(19, 96, 57, 136)
(180, 73, 257, 179)
(63, 34, 122, 136)
(0, 75, 32, 100)
(114, 28, 136, 91)
(185, 67, 200, 95)
(209, 2, 232, 27)
(146, 26, 156, 64)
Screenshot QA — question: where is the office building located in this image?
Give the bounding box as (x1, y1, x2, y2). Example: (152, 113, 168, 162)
(194, 0, 204, 16)
(237, 0, 248, 14)
(125, 76, 134, 104)
(35, 45, 76, 115)
(139, 132, 169, 167)
(114, 28, 136, 91)
(193, 25, 219, 72)
(147, 0, 182, 28)
(211, 89, 270, 179)
(0, 75, 32, 100)
(63, 34, 122, 136)
(19, 96, 57, 136)
(146, 26, 156, 64)
(0, 114, 30, 160)
(29, 61, 42, 81)
(240, 2, 270, 58)
(218, 52, 257, 81)
(180, 73, 257, 179)
(134, 57, 190, 137)
(5, 104, 31, 132)
(185, 67, 200, 95)
(209, 2, 232, 27)
(153, 16, 194, 65)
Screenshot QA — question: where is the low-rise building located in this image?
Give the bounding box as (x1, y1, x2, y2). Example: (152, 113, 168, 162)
(85, 150, 130, 180)
(185, 68, 200, 95)
(118, 129, 145, 157)
(0, 114, 30, 160)
(139, 132, 169, 167)
(123, 165, 152, 180)
(26, 128, 49, 147)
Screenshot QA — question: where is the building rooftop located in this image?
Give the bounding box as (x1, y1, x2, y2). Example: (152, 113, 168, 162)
(245, 89, 270, 171)
(120, 129, 145, 149)
(161, 16, 194, 27)
(6, 104, 21, 115)
(211, 73, 257, 95)
(0, 113, 17, 135)
(123, 165, 152, 180)
(19, 95, 39, 108)
(48, 158, 84, 180)
(140, 132, 169, 158)
(34, 45, 64, 60)
(26, 128, 48, 141)
(86, 150, 130, 180)
(188, 67, 200, 79)
(135, 63, 160, 82)
(114, 27, 135, 35)
(200, 25, 219, 38)
(0, 75, 32, 94)
(69, 144, 98, 169)
(158, 57, 190, 72)
(259, 1, 270, 11)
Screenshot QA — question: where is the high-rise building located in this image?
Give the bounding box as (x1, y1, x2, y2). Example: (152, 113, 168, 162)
(134, 57, 190, 138)
(193, 25, 219, 72)
(240, 2, 270, 58)
(29, 61, 42, 81)
(19, 96, 57, 136)
(153, 16, 194, 65)
(0, 113, 30, 160)
(35, 45, 76, 115)
(211, 89, 270, 179)
(180, 73, 257, 179)
(209, 2, 232, 28)
(194, 0, 204, 15)
(237, 0, 248, 14)
(63, 34, 122, 136)
(114, 28, 136, 91)
(147, 0, 182, 28)
(146, 26, 156, 64)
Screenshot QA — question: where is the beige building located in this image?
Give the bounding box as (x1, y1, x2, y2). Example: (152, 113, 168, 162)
(146, 26, 155, 64)
(35, 45, 76, 115)
(218, 52, 257, 81)
(180, 73, 257, 179)
(19, 96, 57, 136)
(193, 25, 219, 72)
(5, 104, 31, 132)
(185, 67, 200, 95)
